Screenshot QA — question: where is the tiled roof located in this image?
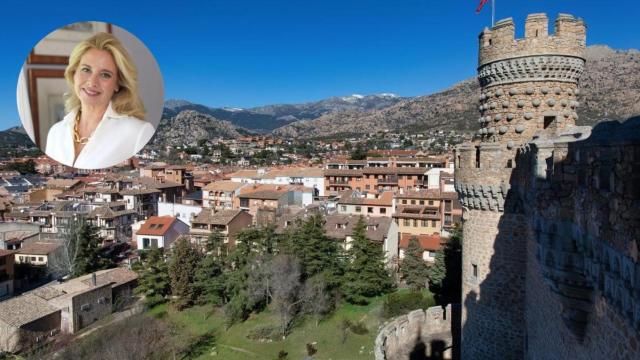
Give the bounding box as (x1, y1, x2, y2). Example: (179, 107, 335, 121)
(399, 233, 443, 251)
(228, 170, 262, 178)
(120, 188, 161, 196)
(203, 180, 244, 192)
(134, 176, 183, 189)
(136, 216, 178, 236)
(79, 267, 138, 288)
(338, 191, 394, 206)
(0, 294, 59, 327)
(325, 214, 392, 242)
(396, 189, 442, 200)
(192, 209, 245, 225)
(18, 242, 62, 255)
(46, 178, 81, 189)
(239, 184, 289, 200)
(323, 169, 363, 177)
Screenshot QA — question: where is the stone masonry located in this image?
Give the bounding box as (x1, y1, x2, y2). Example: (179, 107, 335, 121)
(455, 12, 640, 360)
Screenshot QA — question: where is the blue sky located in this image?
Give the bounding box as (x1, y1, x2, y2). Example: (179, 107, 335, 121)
(1, 0, 639, 130)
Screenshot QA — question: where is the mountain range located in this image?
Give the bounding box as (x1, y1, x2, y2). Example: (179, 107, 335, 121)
(3, 45, 639, 149)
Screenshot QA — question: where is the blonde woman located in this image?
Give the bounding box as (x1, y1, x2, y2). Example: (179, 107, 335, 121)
(45, 32, 154, 169)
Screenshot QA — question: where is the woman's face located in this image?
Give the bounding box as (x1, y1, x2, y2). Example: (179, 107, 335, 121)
(73, 48, 119, 109)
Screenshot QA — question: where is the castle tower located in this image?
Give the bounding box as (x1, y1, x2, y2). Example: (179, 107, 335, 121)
(455, 14, 586, 358)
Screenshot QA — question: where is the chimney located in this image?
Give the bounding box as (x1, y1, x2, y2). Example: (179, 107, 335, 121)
(91, 272, 97, 286)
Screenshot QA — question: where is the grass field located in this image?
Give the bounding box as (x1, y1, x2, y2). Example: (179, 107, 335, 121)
(149, 295, 388, 360)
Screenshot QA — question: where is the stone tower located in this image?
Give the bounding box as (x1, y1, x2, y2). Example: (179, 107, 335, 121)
(455, 13, 586, 358)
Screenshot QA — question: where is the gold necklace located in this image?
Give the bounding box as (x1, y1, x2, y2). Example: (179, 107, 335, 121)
(73, 111, 92, 145)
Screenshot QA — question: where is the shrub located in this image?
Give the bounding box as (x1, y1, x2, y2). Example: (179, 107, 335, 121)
(382, 290, 435, 319)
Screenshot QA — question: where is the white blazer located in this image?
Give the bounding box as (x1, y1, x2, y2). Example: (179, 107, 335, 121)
(45, 103, 155, 169)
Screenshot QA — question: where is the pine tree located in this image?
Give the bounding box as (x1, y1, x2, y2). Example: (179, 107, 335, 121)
(290, 214, 341, 279)
(195, 230, 228, 306)
(402, 236, 429, 291)
(135, 248, 170, 307)
(342, 216, 394, 304)
(72, 221, 108, 277)
(427, 249, 446, 290)
(169, 237, 202, 310)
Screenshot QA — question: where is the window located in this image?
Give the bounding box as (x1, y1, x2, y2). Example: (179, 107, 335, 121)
(419, 200, 424, 205)
(355, 206, 361, 213)
(404, 219, 410, 226)
(475, 146, 481, 168)
(431, 220, 437, 227)
(80, 303, 91, 311)
(422, 220, 428, 227)
(380, 208, 386, 214)
(240, 198, 249, 208)
(30, 257, 36, 261)
(413, 219, 418, 227)
(544, 116, 555, 129)
(365, 185, 370, 190)
(472, 264, 478, 278)
(19, 256, 24, 261)
(38, 257, 44, 262)
(411, 200, 416, 205)
(402, 200, 407, 204)
(428, 200, 434, 205)
(341, 205, 347, 212)
(368, 207, 374, 214)
(506, 159, 513, 168)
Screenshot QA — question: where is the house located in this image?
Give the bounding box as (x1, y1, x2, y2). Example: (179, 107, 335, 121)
(189, 209, 253, 248)
(135, 216, 189, 250)
(202, 181, 245, 209)
(0, 267, 138, 352)
(157, 201, 202, 227)
(0, 250, 16, 299)
(87, 202, 137, 244)
(15, 242, 62, 267)
(337, 190, 393, 217)
(398, 233, 444, 263)
(277, 213, 399, 264)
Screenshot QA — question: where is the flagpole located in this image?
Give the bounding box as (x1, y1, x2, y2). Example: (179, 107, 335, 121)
(492, 0, 495, 27)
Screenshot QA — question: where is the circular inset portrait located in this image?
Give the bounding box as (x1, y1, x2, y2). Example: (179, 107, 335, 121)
(16, 21, 163, 169)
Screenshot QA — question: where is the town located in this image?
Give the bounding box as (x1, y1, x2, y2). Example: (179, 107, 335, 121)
(0, 130, 463, 357)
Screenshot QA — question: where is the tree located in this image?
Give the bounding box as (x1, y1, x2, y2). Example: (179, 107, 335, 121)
(301, 273, 333, 326)
(135, 248, 170, 307)
(194, 229, 229, 307)
(350, 143, 367, 160)
(427, 249, 446, 291)
(342, 217, 394, 304)
(169, 237, 202, 310)
(266, 255, 302, 337)
(287, 214, 341, 285)
(49, 217, 108, 278)
(402, 236, 429, 291)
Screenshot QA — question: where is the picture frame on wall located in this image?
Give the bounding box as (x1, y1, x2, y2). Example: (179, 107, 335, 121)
(27, 69, 66, 149)
(27, 22, 111, 65)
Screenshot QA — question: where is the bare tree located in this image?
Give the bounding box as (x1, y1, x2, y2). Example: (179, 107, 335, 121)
(301, 273, 333, 327)
(266, 254, 302, 337)
(47, 217, 83, 279)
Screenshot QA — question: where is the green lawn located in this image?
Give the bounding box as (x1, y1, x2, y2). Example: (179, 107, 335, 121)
(150, 296, 386, 360)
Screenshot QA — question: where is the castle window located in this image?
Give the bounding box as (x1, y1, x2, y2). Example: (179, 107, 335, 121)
(488, 39, 492, 46)
(535, 29, 539, 37)
(544, 116, 556, 129)
(457, 155, 461, 168)
(475, 147, 481, 168)
(506, 159, 513, 168)
(472, 264, 478, 278)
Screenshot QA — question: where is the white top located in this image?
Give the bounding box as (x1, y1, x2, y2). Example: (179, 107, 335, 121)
(45, 103, 155, 169)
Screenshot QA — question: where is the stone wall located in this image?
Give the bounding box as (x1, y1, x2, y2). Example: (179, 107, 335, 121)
(375, 304, 459, 360)
(523, 118, 640, 359)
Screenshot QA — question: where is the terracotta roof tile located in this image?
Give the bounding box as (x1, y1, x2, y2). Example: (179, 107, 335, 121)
(136, 216, 178, 236)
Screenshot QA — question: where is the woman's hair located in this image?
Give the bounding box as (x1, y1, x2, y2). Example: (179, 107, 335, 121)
(64, 32, 145, 119)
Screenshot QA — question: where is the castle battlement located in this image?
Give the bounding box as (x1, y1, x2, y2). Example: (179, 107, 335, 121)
(479, 13, 586, 67)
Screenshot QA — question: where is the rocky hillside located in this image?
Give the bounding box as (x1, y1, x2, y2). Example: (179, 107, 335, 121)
(149, 110, 243, 148)
(273, 46, 640, 138)
(164, 94, 404, 133)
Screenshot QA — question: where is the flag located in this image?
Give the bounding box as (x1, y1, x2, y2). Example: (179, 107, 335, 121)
(476, 0, 489, 13)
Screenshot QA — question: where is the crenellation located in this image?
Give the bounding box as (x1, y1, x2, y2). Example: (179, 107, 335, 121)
(524, 13, 549, 39)
(478, 13, 586, 66)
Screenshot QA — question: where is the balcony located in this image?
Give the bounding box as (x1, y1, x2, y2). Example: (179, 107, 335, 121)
(377, 176, 398, 185)
(328, 180, 351, 186)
